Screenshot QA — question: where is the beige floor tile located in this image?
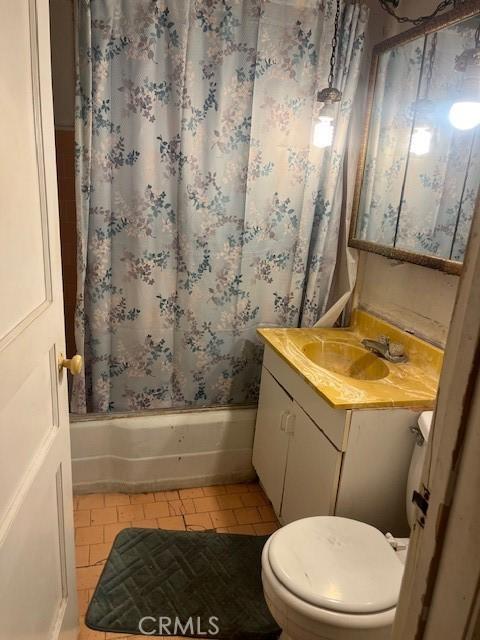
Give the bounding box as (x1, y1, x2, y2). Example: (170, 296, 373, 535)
(75, 545, 90, 568)
(193, 496, 220, 513)
(167, 498, 195, 516)
(77, 589, 90, 616)
(74, 510, 91, 528)
(184, 512, 213, 531)
(253, 522, 279, 535)
(129, 492, 155, 504)
(178, 487, 204, 499)
(144, 501, 170, 519)
(76, 525, 104, 546)
(79, 617, 105, 639)
(209, 509, 237, 528)
(216, 493, 243, 510)
(227, 524, 256, 535)
(202, 485, 226, 496)
(104, 522, 130, 543)
(225, 483, 252, 494)
(75, 482, 279, 638)
(90, 507, 118, 526)
(76, 565, 103, 590)
(131, 518, 158, 528)
(89, 542, 112, 565)
(117, 504, 144, 522)
(239, 492, 268, 508)
(154, 490, 179, 501)
(104, 493, 130, 507)
(157, 515, 186, 531)
(258, 505, 277, 522)
(234, 507, 262, 525)
(77, 494, 105, 510)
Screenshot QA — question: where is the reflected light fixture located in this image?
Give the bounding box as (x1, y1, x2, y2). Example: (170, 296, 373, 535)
(313, 0, 342, 149)
(410, 98, 434, 157)
(410, 35, 436, 156)
(410, 126, 432, 155)
(449, 23, 480, 131)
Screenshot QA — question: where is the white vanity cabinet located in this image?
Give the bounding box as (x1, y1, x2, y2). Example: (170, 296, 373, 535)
(252, 368, 293, 515)
(252, 346, 420, 535)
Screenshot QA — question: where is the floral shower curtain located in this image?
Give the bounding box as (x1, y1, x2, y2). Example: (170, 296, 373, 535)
(73, 0, 368, 413)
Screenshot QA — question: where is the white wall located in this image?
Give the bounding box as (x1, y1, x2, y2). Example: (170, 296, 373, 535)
(355, 253, 458, 346)
(49, 0, 75, 128)
(352, 0, 460, 347)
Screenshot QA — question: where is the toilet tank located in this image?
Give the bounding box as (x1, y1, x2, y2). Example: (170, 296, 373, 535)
(406, 411, 433, 528)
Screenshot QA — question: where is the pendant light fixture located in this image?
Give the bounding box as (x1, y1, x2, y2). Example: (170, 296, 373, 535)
(410, 33, 437, 156)
(313, 0, 342, 149)
(448, 23, 480, 131)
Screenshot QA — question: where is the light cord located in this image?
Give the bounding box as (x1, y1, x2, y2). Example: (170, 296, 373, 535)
(328, 0, 341, 88)
(378, 0, 455, 26)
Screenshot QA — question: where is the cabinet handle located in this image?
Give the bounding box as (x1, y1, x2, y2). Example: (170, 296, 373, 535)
(284, 413, 296, 434)
(280, 412, 287, 431)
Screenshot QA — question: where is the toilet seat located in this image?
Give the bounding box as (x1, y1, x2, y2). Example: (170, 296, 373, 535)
(262, 537, 397, 637)
(267, 517, 403, 616)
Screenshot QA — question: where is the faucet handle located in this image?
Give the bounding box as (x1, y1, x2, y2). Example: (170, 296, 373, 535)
(378, 335, 390, 345)
(389, 342, 405, 358)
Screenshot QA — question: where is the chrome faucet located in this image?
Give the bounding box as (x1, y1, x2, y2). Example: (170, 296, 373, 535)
(361, 335, 408, 363)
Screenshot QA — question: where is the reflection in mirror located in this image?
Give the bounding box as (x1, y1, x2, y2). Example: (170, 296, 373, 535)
(353, 10, 480, 269)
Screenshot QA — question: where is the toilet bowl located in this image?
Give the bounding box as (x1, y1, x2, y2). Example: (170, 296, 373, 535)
(261, 411, 433, 640)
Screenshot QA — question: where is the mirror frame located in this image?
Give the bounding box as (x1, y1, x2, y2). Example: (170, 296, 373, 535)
(349, 0, 480, 276)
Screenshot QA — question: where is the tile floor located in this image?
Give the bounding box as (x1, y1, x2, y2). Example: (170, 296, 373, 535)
(74, 482, 280, 639)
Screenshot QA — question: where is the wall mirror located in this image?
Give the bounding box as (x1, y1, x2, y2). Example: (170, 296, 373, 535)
(350, 3, 480, 275)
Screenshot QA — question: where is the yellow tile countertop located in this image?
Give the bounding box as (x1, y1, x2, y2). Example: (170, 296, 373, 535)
(257, 309, 443, 410)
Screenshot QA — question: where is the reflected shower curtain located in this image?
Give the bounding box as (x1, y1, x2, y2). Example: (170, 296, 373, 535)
(359, 20, 480, 260)
(73, 0, 368, 413)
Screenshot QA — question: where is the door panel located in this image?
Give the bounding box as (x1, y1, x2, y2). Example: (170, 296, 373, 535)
(1, 460, 69, 639)
(0, 350, 57, 519)
(0, 1, 77, 638)
(0, 0, 50, 339)
(252, 368, 292, 516)
(281, 402, 342, 524)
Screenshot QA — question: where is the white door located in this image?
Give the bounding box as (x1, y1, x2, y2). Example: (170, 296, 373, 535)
(252, 368, 292, 516)
(281, 402, 342, 524)
(0, 1, 78, 639)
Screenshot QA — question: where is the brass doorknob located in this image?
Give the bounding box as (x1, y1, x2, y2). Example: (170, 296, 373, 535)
(59, 354, 83, 375)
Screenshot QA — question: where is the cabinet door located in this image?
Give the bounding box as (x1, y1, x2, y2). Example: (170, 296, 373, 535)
(252, 368, 292, 515)
(281, 402, 342, 524)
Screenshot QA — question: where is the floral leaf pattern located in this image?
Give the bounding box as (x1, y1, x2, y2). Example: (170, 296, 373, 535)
(72, 0, 368, 413)
(358, 18, 480, 260)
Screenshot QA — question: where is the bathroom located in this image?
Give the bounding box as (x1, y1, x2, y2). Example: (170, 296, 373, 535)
(1, 0, 479, 638)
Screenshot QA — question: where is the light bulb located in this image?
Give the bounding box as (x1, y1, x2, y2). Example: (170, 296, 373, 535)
(448, 101, 480, 130)
(313, 116, 334, 149)
(410, 126, 432, 156)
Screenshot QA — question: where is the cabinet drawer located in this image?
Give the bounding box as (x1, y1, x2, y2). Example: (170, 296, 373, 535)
(263, 346, 350, 451)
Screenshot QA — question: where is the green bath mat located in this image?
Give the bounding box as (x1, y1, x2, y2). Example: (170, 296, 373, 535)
(86, 527, 280, 639)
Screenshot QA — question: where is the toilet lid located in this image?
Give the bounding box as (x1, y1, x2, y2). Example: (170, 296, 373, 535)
(268, 517, 403, 615)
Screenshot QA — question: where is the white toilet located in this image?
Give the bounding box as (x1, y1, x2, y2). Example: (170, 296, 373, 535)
(261, 411, 433, 640)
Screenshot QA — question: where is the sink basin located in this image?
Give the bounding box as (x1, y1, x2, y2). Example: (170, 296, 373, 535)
(302, 341, 389, 381)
